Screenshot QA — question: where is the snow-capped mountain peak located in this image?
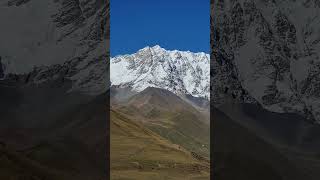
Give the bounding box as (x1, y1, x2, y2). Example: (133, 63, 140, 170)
(110, 45, 210, 99)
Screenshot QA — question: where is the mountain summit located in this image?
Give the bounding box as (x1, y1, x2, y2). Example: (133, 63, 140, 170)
(110, 45, 210, 99)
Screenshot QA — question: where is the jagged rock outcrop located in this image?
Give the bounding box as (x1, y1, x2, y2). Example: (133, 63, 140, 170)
(0, 0, 109, 95)
(212, 0, 320, 122)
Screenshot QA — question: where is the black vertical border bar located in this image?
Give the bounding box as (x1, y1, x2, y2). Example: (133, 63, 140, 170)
(106, 0, 111, 179)
(210, 0, 214, 179)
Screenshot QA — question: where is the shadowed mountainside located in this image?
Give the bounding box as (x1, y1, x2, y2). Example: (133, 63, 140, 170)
(0, 81, 108, 180)
(212, 102, 320, 180)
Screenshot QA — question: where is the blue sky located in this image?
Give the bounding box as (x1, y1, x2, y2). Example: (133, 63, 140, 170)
(110, 0, 210, 56)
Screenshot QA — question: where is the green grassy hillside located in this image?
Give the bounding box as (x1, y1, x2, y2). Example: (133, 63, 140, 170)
(114, 87, 210, 158)
(110, 109, 209, 180)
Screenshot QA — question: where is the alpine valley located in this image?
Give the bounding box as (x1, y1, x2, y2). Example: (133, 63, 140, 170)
(110, 46, 210, 180)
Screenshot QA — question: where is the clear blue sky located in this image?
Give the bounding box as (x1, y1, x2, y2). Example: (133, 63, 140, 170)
(110, 0, 210, 56)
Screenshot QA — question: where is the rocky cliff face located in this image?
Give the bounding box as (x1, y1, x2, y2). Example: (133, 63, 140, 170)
(0, 0, 109, 95)
(110, 45, 210, 99)
(211, 0, 320, 122)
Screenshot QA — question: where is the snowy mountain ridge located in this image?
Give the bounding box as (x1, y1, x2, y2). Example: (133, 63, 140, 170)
(110, 45, 210, 99)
